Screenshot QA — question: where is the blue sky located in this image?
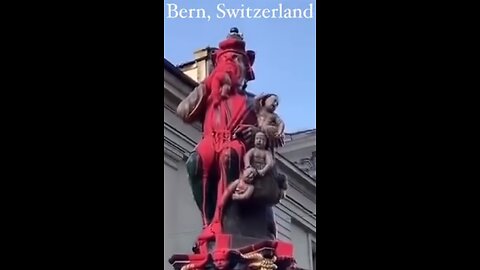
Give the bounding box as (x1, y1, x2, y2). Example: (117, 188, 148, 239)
(164, 0, 316, 132)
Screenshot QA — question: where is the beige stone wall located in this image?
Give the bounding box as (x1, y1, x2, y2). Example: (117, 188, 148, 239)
(178, 48, 215, 83)
(181, 67, 198, 82)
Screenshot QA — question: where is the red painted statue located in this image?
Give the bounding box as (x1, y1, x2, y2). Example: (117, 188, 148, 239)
(173, 28, 293, 270)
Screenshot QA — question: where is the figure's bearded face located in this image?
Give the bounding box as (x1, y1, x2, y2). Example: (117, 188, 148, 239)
(217, 51, 248, 84)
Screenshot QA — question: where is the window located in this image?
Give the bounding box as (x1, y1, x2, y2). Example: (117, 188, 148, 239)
(291, 221, 316, 270)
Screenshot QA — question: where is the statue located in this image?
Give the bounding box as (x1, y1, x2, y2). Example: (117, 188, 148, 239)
(171, 28, 296, 270)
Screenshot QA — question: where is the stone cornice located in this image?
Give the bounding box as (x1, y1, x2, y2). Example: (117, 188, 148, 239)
(164, 58, 198, 88)
(275, 152, 316, 187)
(277, 198, 316, 232)
(164, 122, 196, 152)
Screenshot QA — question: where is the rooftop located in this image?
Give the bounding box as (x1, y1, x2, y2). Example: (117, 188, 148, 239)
(164, 58, 198, 88)
(284, 128, 316, 143)
(177, 47, 218, 69)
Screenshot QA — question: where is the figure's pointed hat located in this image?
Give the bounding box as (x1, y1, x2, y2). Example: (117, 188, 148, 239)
(213, 27, 256, 81)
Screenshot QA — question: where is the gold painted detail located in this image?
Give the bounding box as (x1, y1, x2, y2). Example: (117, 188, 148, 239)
(241, 253, 278, 270)
(180, 263, 196, 270)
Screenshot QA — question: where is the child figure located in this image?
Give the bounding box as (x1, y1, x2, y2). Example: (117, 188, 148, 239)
(255, 94, 285, 148)
(219, 132, 275, 204)
(232, 167, 256, 200)
(244, 131, 275, 177)
(220, 167, 256, 205)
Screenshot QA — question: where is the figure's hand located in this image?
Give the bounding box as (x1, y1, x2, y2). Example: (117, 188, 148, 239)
(244, 173, 255, 183)
(274, 132, 285, 146)
(257, 170, 266, 177)
(233, 125, 259, 143)
(243, 167, 256, 183)
(176, 83, 206, 123)
(267, 136, 284, 149)
(252, 168, 258, 178)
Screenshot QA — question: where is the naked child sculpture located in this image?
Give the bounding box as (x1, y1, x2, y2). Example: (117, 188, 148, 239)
(244, 131, 275, 177)
(220, 131, 275, 204)
(220, 167, 256, 205)
(255, 93, 285, 149)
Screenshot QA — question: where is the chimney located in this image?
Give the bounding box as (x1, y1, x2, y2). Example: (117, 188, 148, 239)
(178, 47, 216, 83)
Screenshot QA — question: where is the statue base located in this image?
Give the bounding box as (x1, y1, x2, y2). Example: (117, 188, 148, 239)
(168, 233, 296, 270)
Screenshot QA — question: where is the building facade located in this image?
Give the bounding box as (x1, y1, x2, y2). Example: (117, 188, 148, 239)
(164, 51, 316, 270)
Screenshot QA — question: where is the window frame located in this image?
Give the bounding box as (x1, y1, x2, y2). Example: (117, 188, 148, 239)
(308, 234, 316, 270)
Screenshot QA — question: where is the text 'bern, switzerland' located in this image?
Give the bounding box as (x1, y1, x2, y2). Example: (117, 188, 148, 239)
(166, 2, 315, 21)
